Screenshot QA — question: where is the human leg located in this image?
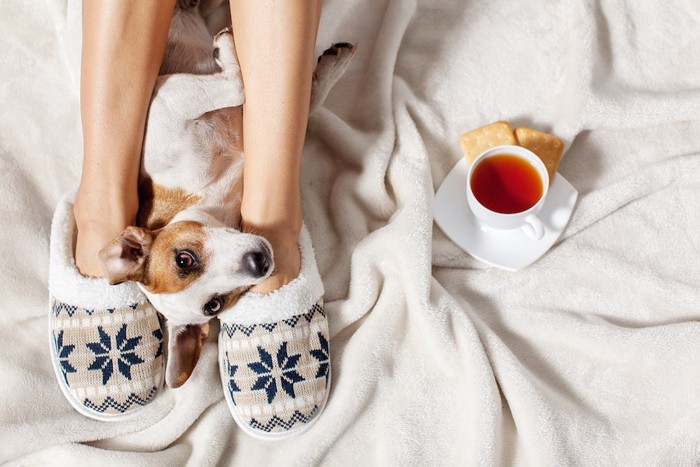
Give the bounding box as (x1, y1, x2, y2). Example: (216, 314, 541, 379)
(74, 0, 175, 277)
(228, 0, 322, 292)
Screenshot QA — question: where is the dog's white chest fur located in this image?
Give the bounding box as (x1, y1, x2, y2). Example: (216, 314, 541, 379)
(141, 15, 245, 228)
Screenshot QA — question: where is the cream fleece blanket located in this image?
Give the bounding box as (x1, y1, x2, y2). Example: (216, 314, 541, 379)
(2, 0, 700, 465)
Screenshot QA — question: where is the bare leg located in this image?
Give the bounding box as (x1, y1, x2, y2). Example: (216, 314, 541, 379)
(74, 0, 175, 277)
(229, 0, 322, 293)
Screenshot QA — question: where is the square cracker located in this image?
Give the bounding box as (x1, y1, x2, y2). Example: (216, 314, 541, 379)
(514, 127, 564, 181)
(459, 121, 517, 166)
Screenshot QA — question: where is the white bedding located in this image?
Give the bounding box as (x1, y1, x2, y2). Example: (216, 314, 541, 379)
(2, 0, 700, 465)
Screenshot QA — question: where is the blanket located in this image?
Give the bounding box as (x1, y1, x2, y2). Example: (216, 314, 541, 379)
(2, 0, 700, 464)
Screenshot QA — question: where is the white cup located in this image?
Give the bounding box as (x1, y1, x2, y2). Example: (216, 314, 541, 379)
(466, 145, 549, 240)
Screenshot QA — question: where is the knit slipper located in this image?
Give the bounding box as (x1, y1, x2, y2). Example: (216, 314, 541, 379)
(48, 192, 164, 421)
(218, 225, 330, 440)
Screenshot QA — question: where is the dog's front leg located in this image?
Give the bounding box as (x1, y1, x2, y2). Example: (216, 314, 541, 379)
(151, 27, 242, 121)
(152, 72, 243, 121)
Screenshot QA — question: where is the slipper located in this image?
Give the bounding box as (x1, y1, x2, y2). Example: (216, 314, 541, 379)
(218, 225, 330, 440)
(48, 192, 164, 421)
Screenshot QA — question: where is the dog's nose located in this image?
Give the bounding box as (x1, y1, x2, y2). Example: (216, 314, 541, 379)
(242, 250, 271, 278)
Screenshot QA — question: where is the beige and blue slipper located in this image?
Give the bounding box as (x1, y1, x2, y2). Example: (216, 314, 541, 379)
(48, 192, 164, 421)
(218, 225, 330, 440)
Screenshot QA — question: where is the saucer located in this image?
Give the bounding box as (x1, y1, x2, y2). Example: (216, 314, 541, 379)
(434, 158, 578, 271)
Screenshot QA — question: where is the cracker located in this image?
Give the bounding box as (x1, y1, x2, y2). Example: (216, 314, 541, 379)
(459, 121, 517, 166)
(514, 127, 564, 181)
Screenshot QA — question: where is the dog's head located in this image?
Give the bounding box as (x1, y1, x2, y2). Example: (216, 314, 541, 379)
(99, 221, 273, 388)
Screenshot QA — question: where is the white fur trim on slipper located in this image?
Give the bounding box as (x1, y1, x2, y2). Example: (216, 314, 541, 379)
(49, 191, 144, 309)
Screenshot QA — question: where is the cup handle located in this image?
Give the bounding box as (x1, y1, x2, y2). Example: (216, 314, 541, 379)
(522, 215, 545, 240)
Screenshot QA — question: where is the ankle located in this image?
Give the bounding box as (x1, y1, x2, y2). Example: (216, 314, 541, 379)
(74, 185, 139, 231)
(240, 210, 302, 241)
(240, 194, 302, 236)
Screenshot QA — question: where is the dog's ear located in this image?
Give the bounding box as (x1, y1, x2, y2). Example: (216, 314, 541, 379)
(99, 226, 155, 285)
(165, 322, 210, 388)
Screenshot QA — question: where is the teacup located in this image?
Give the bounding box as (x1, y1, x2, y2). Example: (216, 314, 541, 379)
(466, 145, 549, 240)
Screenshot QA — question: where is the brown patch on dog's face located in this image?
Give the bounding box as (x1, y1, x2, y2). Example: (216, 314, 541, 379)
(223, 290, 245, 308)
(142, 221, 210, 294)
(137, 179, 202, 231)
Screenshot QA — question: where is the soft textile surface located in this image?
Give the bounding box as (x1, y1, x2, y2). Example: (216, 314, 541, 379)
(2, 0, 700, 464)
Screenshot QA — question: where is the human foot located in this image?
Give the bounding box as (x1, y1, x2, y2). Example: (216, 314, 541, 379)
(73, 188, 138, 277)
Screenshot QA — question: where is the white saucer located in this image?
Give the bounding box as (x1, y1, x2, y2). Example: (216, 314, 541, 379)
(434, 158, 578, 271)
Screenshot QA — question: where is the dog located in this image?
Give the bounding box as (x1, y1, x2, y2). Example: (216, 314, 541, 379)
(96, 3, 355, 388)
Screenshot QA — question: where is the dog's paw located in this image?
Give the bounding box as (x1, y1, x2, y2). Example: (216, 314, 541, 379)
(318, 42, 357, 66)
(314, 42, 357, 85)
(311, 42, 357, 110)
(213, 27, 239, 76)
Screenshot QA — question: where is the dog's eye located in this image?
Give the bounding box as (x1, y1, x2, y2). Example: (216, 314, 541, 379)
(203, 296, 225, 316)
(175, 250, 197, 268)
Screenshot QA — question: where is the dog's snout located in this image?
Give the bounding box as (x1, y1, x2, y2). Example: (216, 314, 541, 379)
(242, 250, 271, 278)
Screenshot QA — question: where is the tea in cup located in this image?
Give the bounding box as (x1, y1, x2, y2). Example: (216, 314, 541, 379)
(466, 145, 549, 240)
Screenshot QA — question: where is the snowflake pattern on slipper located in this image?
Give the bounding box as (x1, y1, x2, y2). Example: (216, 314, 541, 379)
(50, 299, 163, 418)
(220, 301, 330, 437)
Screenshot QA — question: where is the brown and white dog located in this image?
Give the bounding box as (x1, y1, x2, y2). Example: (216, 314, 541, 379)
(97, 3, 355, 388)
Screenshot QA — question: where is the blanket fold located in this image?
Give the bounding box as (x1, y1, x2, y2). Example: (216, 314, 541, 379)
(2, 0, 699, 464)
